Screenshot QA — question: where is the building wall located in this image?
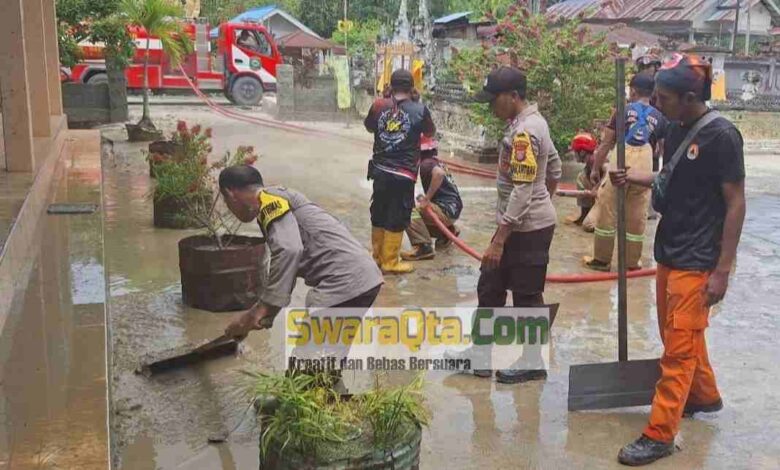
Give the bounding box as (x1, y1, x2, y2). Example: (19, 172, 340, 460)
(267, 16, 298, 40)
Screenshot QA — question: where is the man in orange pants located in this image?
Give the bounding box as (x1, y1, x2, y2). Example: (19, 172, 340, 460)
(610, 54, 746, 466)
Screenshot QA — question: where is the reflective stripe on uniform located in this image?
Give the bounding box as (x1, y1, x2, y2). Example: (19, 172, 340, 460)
(594, 227, 616, 238)
(626, 232, 645, 243)
(410, 208, 422, 220)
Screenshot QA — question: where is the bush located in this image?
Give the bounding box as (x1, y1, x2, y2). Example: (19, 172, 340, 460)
(149, 122, 259, 246)
(448, 5, 621, 151)
(247, 371, 428, 462)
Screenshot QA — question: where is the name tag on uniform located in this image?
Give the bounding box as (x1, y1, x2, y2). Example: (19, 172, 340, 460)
(510, 132, 538, 183)
(258, 191, 291, 231)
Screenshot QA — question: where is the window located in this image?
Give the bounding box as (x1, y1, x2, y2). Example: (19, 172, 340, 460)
(236, 29, 271, 56)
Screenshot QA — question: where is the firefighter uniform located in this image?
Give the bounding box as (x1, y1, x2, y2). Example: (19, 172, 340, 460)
(257, 186, 383, 309)
(589, 101, 667, 270)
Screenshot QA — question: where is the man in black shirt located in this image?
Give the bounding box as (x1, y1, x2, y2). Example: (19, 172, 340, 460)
(401, 135, 463, 261)
(610, 54, 746, 466)
(365, 69, 436, 274)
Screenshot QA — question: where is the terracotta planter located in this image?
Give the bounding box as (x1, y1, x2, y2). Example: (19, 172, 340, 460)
(179, 235, 265, 312)
(153, 193, 211, 229)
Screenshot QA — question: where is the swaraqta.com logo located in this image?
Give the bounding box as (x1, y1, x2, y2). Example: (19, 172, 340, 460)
(283, 306, 557, 372)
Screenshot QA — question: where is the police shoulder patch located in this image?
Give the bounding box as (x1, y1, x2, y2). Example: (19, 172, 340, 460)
(258, 191, 291, 231)
(510, 132, 538, 183)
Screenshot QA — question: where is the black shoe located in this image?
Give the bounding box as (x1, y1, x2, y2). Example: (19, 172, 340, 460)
(618, 435, 674, 466)
(683, 398, 723, 417)
(473, 369, 493, 378)
(435, 228, 460, 250)
(495, 369, 547, 384)
(401, 243, 435, 261)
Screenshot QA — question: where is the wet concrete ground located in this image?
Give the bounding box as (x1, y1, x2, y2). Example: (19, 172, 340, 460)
(0, 135, 109, 469)
(101, 106, 780, 469)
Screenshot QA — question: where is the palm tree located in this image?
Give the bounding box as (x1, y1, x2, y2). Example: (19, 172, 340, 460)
(121, 0, 192, 130)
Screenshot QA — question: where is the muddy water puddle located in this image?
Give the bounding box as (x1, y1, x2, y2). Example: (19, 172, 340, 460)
(104, 112, 780, 469)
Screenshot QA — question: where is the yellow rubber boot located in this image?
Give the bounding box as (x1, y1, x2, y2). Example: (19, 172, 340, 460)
(381, 230, 414, 274)
(371, 227, 384, 267)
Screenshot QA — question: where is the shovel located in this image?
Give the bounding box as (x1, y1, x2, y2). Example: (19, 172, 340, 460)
(136, 335, 240, 377)
(568, 58, 661, 411)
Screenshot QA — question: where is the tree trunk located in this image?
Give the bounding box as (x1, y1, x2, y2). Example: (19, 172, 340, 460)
(141, 36, 153, 128)
(106, 55, 128, 123)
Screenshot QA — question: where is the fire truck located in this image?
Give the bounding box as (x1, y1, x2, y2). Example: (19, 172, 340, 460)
(70, 19, 283, 106)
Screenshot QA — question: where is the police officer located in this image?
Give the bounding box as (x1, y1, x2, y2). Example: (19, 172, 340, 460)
(364, 69, 436, 274)
(219, 165, 384, 339)
(473, 66, 562, 384)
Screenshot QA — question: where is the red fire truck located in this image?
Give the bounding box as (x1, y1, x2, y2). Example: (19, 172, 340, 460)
(70, 19, 283, 106)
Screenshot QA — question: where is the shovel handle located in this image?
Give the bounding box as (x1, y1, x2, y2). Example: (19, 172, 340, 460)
(615, 57, 628, 362)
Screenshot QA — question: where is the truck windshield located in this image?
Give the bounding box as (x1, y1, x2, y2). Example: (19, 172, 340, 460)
(236, 29, 271, 56)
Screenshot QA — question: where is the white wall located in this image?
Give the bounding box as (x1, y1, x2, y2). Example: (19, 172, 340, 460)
(266, 15, 298, 40)
(738, 3, 772, 35)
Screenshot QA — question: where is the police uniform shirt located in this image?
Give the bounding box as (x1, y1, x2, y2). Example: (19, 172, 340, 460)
(257, 187, 383, 308)
(497, 104, 562, 232)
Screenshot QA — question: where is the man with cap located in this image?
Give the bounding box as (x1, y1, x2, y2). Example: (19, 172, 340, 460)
(218, 165, 384, 339)
(610, 53, 746, 466)
(473, 66, 562, 384)
(401, 134, 463, 261)
(364, 69, 436, 274)
(584, 73, 669, 272)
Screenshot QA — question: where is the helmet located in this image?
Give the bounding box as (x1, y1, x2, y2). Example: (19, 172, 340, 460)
(636, 54, 662, 68)
(420, 134, 438, 151)
(571, 133, 598, 153)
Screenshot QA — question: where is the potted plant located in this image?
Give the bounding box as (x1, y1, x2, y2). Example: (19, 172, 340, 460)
(149, 122, 215, 228)
(151, 122, 264, 311)
(147, 120, 212, 178)
(121, 0, 192, 141)
(248, 372, 427, 470)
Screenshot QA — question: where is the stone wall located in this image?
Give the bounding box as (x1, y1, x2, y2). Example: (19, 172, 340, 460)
(428, 82, 498, 163)
(720, 110, 780, 153)
(62, 82, 127, 128)
(276, 64, 341, 121)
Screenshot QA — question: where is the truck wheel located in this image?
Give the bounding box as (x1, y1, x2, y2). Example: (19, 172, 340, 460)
(230, 76, 263, 106)
(86, 73, 108, 85)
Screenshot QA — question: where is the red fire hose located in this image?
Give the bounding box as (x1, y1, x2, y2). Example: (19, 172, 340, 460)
(421, 205, 656, 283)
(181, 72, 654, 283)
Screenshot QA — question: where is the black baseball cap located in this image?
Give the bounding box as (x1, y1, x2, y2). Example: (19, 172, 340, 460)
(391, 69, 414, 89)
(474, 66, 527, 103)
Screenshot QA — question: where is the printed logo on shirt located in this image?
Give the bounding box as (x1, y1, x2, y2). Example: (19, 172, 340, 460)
(377, 107, 412, 150)
(510, 132, 537, 183)
(258, 191, 291, 231)
(686, 143, 700, 161)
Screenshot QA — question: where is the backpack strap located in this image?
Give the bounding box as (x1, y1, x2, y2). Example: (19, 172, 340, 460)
(664, 111, 721, 175)
(625, 103, 653, 144)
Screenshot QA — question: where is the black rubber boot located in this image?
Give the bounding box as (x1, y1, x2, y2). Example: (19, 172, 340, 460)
(618, 435, 675, 466)
(473, 369, 493, 378)
(495, 369, 547, 384)
(683, 398, 723, 417)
